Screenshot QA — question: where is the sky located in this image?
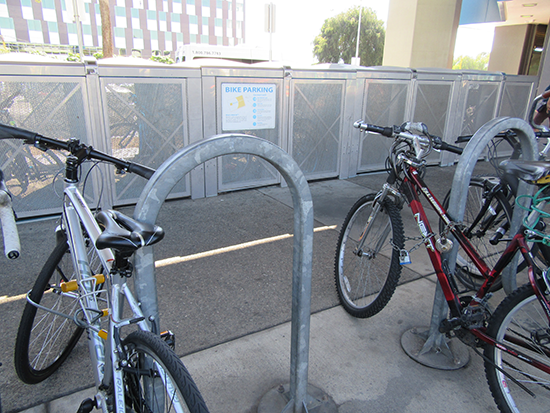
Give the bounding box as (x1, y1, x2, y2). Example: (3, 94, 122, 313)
(244, 0, 495, 65)
(244, 0, 390, 65)
(454, 23, 496, 58)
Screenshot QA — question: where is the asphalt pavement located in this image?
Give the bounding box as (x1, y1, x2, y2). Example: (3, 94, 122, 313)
(0, 160, 505, 413)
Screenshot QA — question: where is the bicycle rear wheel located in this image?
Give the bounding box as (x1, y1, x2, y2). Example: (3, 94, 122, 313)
(334, 194, 404, 318)
(441, 177, 512, 291)
(122, 330, 209, 413)
(484, 284, 550, 413)
(14, 231, 101, 384)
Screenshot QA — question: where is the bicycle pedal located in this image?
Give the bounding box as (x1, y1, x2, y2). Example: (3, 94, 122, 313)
(439, 318, 461, 334)
(77, 397, 96, 413)
(160, 330, 175, 350)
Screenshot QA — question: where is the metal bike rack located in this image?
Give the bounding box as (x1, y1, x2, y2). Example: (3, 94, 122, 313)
(401, 117, 538, 370)
(132, 134, 317, 413)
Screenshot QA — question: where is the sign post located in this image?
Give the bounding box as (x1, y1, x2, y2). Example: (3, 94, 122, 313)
(265, 3, 276, 61)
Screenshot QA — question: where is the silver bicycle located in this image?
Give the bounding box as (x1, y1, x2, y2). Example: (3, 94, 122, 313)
(0, 123, 209, 413)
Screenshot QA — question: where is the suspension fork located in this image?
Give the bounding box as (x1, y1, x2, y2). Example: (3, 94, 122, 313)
(354, 182, 401, 254)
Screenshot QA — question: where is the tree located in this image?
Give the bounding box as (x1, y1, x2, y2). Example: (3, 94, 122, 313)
(99, 0, 113, 58)
(452, 52, 490, 71)
(313, 7, 385, 66)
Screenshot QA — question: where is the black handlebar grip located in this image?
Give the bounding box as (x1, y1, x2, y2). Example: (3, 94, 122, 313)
(353, 121, 393, 137)
(127, 163, 155, 180)
(0, 123, 38, 143)
(439, 141, 463, 155)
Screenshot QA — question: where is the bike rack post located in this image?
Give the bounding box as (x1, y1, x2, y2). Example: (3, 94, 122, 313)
(401, 117, 538, 370)
(132, 134, 317, 413)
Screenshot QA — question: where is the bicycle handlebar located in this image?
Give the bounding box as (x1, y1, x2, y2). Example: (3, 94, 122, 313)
(432, 137, 463, 155)
(353, 120, 394, 137)
(0, 123, 155, 180)
(353, 120, 463, 155)
(0, 170, 20, 259)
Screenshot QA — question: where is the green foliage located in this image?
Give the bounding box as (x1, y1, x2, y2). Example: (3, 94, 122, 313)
(453, 52, 490, 71)
(66, 52, 80, 62)
(313, 6, 385, 66)
(27, 49, 45, 56)
(150, 55, 175, 64)
(93, 51, 104, 59)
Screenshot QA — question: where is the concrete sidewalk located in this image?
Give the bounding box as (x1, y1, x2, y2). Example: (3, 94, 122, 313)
(2, 161, 502, 412)
(17, 281, 499, 413)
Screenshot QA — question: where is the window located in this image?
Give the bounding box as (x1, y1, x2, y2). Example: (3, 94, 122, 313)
(202, 0, 210, 17)
(159, 11, 167, 32)
(186, 0, 195, 15)
(131, 8, 140, 28)
(21, 0, 33, 20)
(115, 6, 127, 28)
(114, 26, 126, 48)
(48, 21, 60, 44)
(171, 13, 181, 32)
(133, 28, 144, 49)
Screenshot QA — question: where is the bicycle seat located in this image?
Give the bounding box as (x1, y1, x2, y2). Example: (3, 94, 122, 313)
(95, 210, 164, 255)
(499, 159, 550, 185)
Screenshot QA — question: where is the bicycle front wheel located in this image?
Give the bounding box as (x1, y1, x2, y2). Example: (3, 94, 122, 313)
(334, 194, 404, 318)
(14, 231, 101, 384)
(484, 284, 550, 413)
(122, 330, 209, 413)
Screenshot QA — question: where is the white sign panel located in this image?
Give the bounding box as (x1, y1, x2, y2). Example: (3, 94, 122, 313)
(221, 83, 277, 131)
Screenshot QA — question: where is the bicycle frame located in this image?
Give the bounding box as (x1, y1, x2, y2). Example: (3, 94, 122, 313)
(0, 122, 200, 412)
(369, 160, 550, 374)
(39, 181, 160, 412)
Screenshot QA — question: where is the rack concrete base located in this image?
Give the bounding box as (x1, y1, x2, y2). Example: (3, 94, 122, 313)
(401, 327, 469, 370)
(258, 383, 337, 413)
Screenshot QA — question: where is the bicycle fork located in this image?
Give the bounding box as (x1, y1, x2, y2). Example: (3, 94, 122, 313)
(104, 280, 150, 412)
(355, 183, 401, 255)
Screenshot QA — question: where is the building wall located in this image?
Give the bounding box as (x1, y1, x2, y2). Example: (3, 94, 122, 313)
(383, 0, 461, 69)
(488, 24, 528, 75)
(0, 0, 245, 57)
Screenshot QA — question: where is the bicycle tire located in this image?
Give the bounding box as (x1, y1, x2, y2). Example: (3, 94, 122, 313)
(441, 177, 512, 292)
(334, 194, 404, 318)
(14, 231, 101, 384)
(484, 283, 550, 413)
(122, 330, 210, 413)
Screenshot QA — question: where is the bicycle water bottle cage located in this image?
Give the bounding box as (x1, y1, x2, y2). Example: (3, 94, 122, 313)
(96, 210, 165, 258)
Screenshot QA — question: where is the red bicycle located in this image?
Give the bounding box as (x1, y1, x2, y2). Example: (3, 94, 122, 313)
(335, 120, 550, 413)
